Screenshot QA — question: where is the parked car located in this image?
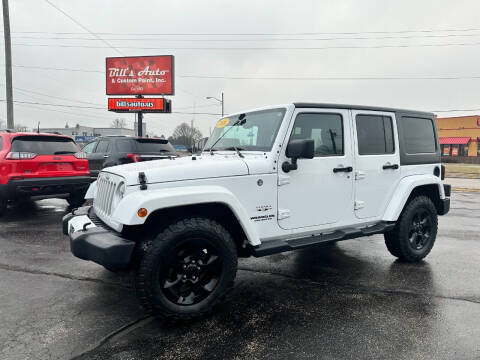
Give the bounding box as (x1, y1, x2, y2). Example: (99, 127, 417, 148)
(0, 131, 90, 215)
(64, 103, 450, 319)
(82, 136, 176, 177)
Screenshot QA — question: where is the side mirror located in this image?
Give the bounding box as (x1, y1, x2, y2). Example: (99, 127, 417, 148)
(282, 139, 314, 172)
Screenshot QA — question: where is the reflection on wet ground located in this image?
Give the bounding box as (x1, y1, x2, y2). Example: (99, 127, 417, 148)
(0, 194, 479, 359)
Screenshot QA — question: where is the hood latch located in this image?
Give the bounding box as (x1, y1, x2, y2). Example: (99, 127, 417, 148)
(138, 172, 148, 190)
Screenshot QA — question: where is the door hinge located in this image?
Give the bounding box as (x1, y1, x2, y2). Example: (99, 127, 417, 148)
(355, 171, 366, 180)
(278, 209, 291, 220)
(278, 174, 290, 186)
(354, 200, 365, 210)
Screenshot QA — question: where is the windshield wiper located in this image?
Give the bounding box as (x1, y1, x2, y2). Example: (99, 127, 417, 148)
(222, 146, 245, 158)
(209, 114, 247, 155)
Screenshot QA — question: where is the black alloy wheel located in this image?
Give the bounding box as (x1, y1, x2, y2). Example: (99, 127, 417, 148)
(162, 239, 222, 305)
(408, 209, 433, 251)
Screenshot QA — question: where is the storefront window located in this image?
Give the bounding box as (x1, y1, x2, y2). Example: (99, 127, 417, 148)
(442, 144, 451, 156)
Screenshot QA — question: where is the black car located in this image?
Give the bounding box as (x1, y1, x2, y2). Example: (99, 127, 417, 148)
(82, 136, 176, 177)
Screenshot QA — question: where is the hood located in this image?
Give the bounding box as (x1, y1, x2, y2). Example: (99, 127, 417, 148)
(102, 154, 251, 185)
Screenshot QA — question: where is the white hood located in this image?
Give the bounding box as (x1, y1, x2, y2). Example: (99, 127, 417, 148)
(102, 154, 252, 186)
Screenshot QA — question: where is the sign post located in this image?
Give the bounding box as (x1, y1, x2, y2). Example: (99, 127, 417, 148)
(106, 55, 174, 137)
(137, 95, 143, 137)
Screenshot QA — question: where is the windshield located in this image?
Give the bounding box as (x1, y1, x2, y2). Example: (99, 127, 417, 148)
(204, 108, 286, 152)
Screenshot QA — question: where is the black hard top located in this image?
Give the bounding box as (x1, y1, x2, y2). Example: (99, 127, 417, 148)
(293, 103, 433, 117)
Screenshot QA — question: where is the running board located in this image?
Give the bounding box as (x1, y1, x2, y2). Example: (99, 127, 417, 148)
(251, 221, 395, 257)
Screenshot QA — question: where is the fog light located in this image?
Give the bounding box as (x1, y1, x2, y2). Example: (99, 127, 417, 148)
(137, 208, 148, 218)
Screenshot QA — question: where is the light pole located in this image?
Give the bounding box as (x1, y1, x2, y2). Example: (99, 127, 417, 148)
(206, 92, 224, 117)
(3, 0, 14, 129)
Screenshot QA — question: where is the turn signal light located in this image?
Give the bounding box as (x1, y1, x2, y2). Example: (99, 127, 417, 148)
(137, 208, 148, 217)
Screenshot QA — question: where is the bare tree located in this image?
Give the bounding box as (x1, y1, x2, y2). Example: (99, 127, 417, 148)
(169, 122, 203, 149)
(13, 124, 29, 132)
(111, 118, 127, 128)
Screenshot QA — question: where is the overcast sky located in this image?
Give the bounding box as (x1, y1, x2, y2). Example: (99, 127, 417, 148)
(1, 0, 480, 137)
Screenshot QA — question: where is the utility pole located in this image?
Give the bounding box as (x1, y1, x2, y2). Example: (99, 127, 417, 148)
(136, 95, 143, 136)
(2, 0, 14, 129)
(221, 92, 224, 117)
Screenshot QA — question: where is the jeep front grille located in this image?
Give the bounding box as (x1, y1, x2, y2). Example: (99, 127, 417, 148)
(94, 175, 117, 217)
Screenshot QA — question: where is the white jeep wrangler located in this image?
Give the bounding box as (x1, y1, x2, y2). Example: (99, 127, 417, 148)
(63, 103, 450, 319)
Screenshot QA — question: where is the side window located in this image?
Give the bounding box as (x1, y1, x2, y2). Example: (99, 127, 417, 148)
(356, 114, 395, 155)
(290, 113, 344, 156)
(402, 117, 436, 154)
(95, 140, 111, 153)
(82, 141, 97, 154)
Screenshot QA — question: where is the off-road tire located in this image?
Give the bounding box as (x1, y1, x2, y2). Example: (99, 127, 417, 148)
(135, 217, 237, 320)
(384, 196, 438, 262)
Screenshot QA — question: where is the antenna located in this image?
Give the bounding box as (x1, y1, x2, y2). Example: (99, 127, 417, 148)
(37, 121, 40, 133)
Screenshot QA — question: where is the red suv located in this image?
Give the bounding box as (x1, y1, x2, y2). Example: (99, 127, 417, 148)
(0, 131, 91, 215)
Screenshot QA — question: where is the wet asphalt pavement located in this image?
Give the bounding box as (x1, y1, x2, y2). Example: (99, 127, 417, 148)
(0, 193, 479, 360)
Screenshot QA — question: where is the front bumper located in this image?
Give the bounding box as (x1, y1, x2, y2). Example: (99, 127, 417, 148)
(3, 175, 92, 199)
(62, 206, 135, 271)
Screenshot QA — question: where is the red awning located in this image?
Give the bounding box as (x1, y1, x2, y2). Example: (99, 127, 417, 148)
(439, 137, 471, 145)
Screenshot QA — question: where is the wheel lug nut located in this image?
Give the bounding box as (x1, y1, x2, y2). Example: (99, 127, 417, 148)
(183, 275, 187, 279)
(192, 276, 196, 280)
(183, 265, 187, 269)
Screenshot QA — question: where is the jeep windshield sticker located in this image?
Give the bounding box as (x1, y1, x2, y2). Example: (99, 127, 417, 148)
(216, 118, 230, 128)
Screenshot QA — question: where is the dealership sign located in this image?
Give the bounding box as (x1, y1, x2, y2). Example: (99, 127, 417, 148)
(108, 98, 171, 113)
(106, 55, 174, 95)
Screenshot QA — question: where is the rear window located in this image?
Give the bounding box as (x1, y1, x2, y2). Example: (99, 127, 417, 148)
(403, 117, 436, 154)
(116, 139, 135, 152)
(135, 139, 175, 153)
(11, 136, 79, 155)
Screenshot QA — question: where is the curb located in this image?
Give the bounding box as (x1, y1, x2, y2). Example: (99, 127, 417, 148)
(451, 187, 480, 193)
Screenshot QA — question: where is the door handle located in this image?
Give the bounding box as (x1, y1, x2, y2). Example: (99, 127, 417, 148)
(333, 166, 353, 173)
(103, 155, 109, 158)
(382, 163, 399, 170)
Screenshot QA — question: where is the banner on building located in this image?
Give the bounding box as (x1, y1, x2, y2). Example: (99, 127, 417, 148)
(106, 55, 174, 95)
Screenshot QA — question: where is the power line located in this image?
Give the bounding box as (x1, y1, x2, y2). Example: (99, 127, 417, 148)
(432, 108, 480, 113)
(11, 85, 104, 106)
(43, 0, 123, 56)
(179, 74, 480, 81)
(7, 33, 480, 42)
(0, 99, 104, 109)
(8, 64, 480, 81)
(0, 99, 221, 116)
(10, 41, 480, 50)
(11, 64, 102, 73)
(5, 27, 480, 36)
